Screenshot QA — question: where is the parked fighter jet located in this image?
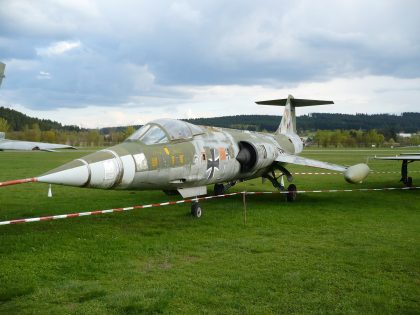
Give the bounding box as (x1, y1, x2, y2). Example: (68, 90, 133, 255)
(0, 132, 75, 151)
(14, 95, 368, 217)
(375, 153, 420, 187)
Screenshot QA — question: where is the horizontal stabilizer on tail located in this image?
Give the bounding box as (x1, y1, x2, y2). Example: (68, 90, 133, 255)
(256, 98, 334, 106)
(256, 94, 333, 135)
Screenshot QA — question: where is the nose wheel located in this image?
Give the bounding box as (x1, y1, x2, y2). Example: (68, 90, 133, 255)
(191, 202, 202, 218)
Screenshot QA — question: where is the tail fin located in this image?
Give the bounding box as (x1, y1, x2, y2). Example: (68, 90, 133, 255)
(0, 62, 5, 88)
(256, 95, 333, 134)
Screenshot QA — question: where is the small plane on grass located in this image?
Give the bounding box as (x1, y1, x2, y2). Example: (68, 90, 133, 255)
(375, 153, 420, 187)
(1, 95, 370, 217)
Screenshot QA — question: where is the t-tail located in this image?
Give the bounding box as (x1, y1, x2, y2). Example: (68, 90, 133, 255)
(256, 95, 333, 135)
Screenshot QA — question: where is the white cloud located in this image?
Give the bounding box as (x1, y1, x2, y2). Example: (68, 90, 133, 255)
(169, 2, 201, 25)
(37, 71, 51, 80)
(4, 75, 419, 128)
(36, 40, 81, 57)
(0, 0, 419, 122)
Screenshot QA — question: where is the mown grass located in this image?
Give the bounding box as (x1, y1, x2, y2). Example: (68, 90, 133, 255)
(0, 148, 419, 314)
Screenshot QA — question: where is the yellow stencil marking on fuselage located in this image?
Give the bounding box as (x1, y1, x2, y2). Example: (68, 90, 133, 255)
(171, 155, 176, 166)
(151, 157, 158, 168)
(179, 154, 184, 165)
(164, 147, 170, 155)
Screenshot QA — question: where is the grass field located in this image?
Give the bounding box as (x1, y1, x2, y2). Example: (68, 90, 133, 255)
(0, 148, 419, 314)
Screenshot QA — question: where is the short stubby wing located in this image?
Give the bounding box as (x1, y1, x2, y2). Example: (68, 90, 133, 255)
(275, 154, 347, 172)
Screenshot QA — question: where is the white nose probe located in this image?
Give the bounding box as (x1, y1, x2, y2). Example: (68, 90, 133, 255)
(344, 163, 370, 184)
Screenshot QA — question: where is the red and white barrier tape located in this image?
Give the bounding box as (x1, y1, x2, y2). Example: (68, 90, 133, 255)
(0, 187, 418, 226)
(0, 177, 37, 187)
(2, 170, 418, 188)
(292, 171, 420, 175)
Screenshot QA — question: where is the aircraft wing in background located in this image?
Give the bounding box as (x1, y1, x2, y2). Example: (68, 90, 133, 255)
(375, 153, 420, 186)
(0, 139, 75, 152)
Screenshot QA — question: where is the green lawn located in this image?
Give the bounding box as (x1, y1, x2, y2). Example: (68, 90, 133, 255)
(0, 148, 419, 314)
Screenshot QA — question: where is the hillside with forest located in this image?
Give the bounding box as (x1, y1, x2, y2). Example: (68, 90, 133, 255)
(185, 112, 420, 133)
(0, 106, 82, 131)
(1, 106, 419, 133)
(0, 106, 419, 147)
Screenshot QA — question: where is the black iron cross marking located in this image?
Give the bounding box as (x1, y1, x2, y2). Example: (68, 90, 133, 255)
(206, 148, 219, 179)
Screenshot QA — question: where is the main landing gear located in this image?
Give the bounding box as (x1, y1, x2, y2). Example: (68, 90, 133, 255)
(213, 181, 238, 196)
(401, 160, 414, 187)
(264, 168, 297, 202)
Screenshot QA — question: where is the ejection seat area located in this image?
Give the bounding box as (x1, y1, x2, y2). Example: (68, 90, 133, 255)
(126, 119, 204, 145)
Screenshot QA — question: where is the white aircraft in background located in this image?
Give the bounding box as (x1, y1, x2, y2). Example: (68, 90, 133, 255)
(0, 132, 75, 152)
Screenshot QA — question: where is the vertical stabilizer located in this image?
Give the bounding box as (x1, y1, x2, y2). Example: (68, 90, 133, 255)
(0, 62, 5, 88)
(278, 95, 296, 134)
(256, 95, 333, 135)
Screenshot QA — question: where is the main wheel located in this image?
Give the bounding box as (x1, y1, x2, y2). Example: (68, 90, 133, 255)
(406, 177, 413, 187)
(191, 202, 202, 218)
(286, 184, 297, 202)
(214, 183, 225, 196)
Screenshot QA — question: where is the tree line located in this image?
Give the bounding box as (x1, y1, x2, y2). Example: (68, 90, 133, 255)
(0, 106, 419, 147)
(0, 106, 81, 131)
(312, 129, 420, 148)
(185, 112, 420, 133)
(0, 119, 136, 147)
(2, 106, 419, 134)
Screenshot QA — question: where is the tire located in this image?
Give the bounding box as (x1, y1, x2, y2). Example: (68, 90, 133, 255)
(191, 202, 202, 218)
(286, 184, 297, 202)
(214, 183, 225, 196)
(406, 177, 413, 187)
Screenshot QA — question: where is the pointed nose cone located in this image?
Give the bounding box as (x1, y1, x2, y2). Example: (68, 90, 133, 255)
(37, 159, 90, 186)
(36, 148, 132, 189)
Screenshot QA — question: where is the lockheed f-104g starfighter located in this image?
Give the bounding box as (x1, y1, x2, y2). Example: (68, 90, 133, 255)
(14, 95, 369, 217)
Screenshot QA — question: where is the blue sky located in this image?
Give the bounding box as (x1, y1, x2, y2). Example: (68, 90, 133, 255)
(0, 0, 419, 128)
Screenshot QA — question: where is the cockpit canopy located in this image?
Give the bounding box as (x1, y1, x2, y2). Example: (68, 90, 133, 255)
(126, 119, 204, 145)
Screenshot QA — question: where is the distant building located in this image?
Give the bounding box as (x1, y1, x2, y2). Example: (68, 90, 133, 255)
(398, 133, 412, 138)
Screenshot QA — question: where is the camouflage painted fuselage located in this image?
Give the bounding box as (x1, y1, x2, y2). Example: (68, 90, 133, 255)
(35, 96, 372, 198)
(120, 126, 300, 189)
(39, 123, 302, 197)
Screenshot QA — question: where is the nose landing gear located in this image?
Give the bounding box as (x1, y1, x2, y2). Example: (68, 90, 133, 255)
(191, 201, 202, 218)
